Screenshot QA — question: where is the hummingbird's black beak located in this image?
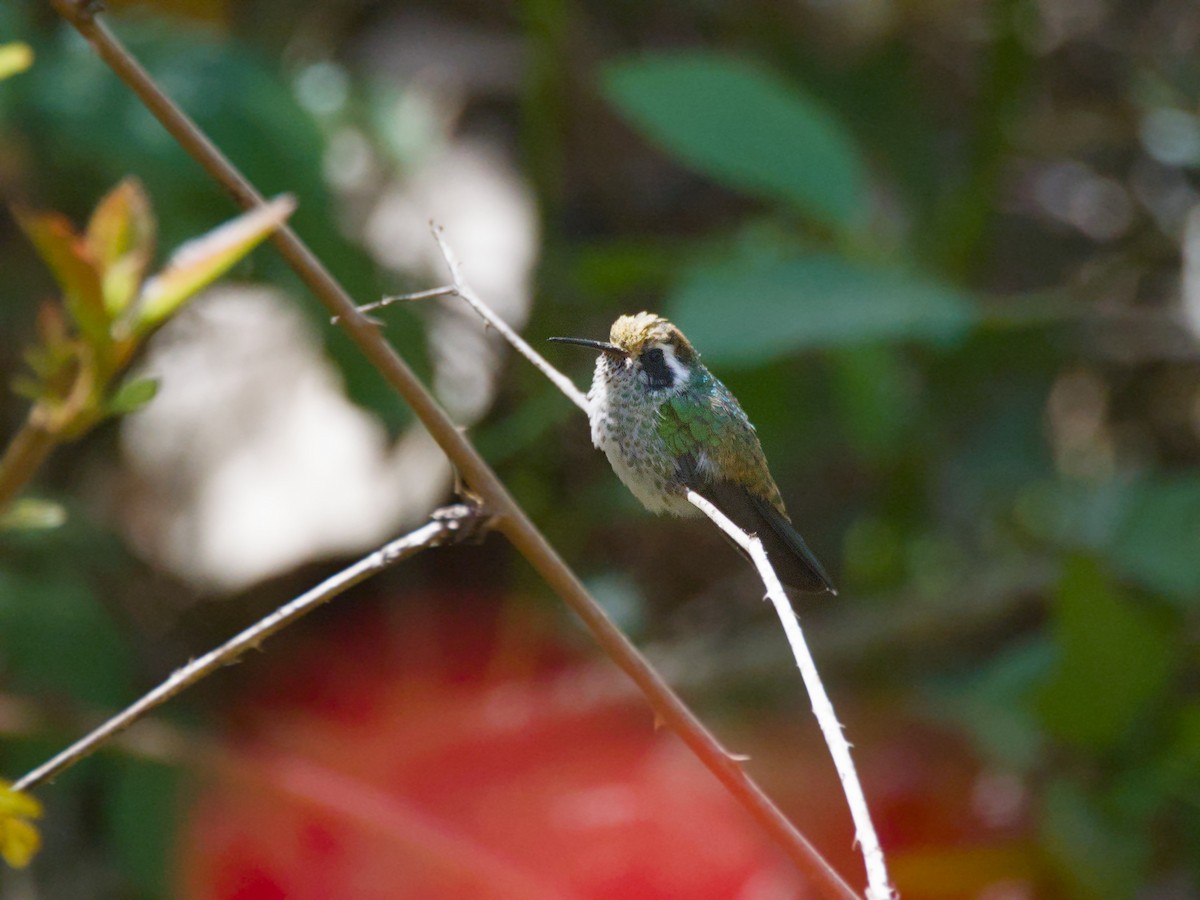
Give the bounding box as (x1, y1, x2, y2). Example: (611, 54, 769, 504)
(548, 336, 629, 356)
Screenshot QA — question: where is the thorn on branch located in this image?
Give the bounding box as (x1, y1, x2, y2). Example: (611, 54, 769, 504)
(330, 311, 386, 327)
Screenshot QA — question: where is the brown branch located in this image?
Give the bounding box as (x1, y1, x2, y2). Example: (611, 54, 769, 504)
(0, 409, 56, 516)
(45, 3, 857, 895)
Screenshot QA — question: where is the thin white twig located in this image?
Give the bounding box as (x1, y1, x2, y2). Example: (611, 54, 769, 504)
(365, 224, 590, 414)
(13, 504, 487, 792)
(429, 227, 595, 408)
(686, 490, 895, 900)
(365, 286, 460, 313)
(332, 286, 458, 324)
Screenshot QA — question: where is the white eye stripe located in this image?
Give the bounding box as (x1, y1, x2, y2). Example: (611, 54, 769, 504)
(658, 343, 689, 387)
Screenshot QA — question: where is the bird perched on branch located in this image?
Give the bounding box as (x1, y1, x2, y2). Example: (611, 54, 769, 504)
(551, 312, 835, 595)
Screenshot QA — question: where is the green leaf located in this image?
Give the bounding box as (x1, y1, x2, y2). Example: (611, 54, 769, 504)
(1156, 704, 1200, 800)
(10, 375, 44, 402)
(0, 568, 134, 709)
(1034, 557, 1176, 750)
(107, 376, 160, 416)
(668, 253, 974, 366)
(13, 207, 109, 346)
(1040, 779, 1146, 898)
(86, 177, 156, 316)
(602, 53, 868, 231)
(1016, 477, 1200, 606)
(1111, 479, 1200, 603)
(0, 42, 33, 81)
(105, 759, 179, 896)
(0, 498, 67, 532)
(926, 638, 1052, 771)
(828, 346, 917, 459)
(134, 194, 296, 334)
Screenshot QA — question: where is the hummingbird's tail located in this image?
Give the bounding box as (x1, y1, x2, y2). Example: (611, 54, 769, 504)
(700, 481, 836, 595)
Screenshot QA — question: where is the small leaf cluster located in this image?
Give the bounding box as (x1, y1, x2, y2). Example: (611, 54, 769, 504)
(11, 179, 295, 440)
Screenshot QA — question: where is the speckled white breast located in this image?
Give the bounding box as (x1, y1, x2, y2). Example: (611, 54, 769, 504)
(586, 357, 696, 517)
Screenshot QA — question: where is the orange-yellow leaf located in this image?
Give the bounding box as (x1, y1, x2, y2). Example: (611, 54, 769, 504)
(13, 206, 108, 345)
(0, 43, 33, 81)
(86, 178, 154, 266)
(0, 781, 42, 870)
(86, 177, 155, 315)
(135, 195, 296, 335)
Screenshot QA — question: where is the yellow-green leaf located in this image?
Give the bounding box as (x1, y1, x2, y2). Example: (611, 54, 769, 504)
(13, 207, 109, 346)
(107, 376, 160, 416)
(0, 43, 33, 81)
(134, 195, 296, 335)
(1035, 556, 1177, 749)
(86, 178, 155, 316)
(10, 374, 43, 402)
(0, 498, 67, 532)
(0, 781, 42, 869)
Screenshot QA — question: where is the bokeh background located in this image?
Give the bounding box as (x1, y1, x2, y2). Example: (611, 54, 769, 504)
(3, 0, 1200, 896)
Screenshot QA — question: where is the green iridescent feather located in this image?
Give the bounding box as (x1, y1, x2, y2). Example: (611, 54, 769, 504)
(655, 368, 784, 511)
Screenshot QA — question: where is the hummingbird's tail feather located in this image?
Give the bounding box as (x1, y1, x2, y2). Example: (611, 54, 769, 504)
(747, 492, 837, 594)
(700, 481, 836, 595)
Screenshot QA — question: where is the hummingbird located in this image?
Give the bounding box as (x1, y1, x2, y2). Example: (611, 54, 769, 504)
(550, 312, 835, 594)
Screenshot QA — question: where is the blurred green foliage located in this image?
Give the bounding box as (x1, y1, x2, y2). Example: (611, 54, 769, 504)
(670, 251, 974, 362)
(2, 0, 1199, 897)
(602, 54, 869, 232)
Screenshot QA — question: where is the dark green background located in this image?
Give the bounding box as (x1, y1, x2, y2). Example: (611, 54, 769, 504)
(2, 0, 1198, 896)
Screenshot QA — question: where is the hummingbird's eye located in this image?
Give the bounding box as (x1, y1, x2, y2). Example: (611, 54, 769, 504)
(641, 346, 673, 389)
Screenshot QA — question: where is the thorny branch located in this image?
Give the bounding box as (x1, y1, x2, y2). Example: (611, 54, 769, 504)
(13, 502, 490, 792)
(685, 492, 895, 900)
(41, 2, 857, 897)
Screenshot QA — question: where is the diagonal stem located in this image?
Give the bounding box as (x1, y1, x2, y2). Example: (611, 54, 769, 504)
(687, 492, 895, 900)
(13, 507, 479, 792)
(46, 2, 858, 895)
(0, 409, 57, 516)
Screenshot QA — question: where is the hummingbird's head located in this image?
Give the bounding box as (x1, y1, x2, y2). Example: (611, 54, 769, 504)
(551, 312, 698, 392)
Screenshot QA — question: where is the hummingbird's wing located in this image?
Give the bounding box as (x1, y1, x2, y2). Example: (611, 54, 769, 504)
(662, 374, 835, 594)
(698, 477, 836, 595)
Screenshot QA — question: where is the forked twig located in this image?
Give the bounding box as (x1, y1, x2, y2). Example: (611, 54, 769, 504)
(363, 227, 590, 414)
